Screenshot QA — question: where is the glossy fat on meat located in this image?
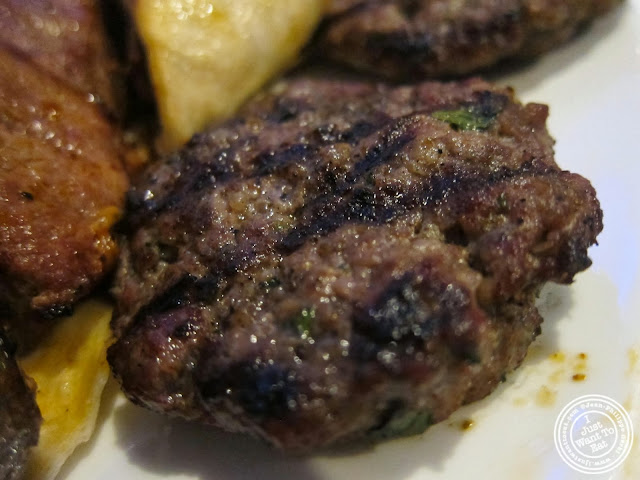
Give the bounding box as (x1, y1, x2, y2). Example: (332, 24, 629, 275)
(0, 0, 122, 113)
(109, 77, 602, 451)
(0, 48, 128, 318)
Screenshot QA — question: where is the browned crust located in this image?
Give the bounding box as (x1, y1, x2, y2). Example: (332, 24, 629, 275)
(317, 0, 622, 78)
(0, 47, 128, 318)
(109, 77, 602, 450)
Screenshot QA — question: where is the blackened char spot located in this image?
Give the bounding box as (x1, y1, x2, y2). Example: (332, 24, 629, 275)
(314, 119, 389, 145)
(365, 31, 434, 64)
(443, 224, 469, 247)
(354, 272, 440, 344)
(281, 187, 402, 253)
(0, 333, 17, 356)
(280, 198, 347, 252)
(268, 97, 304, 123)
(348, 332, 381, 362)
(280, 157, 555, 255)
(279, 119, 418, 252)
(352, 117, 417, 178)
(158, 243, 179, 263)
(126, 151, 235, 226)
(172, 319, 199, 339)
(192, 274, 222, 301)
(40, 303, 74, 320)
(323, 169, 339, 190)
(459, 9, 521, 49)
(351, 265, 482, 363)
(200, 363, 298, 419)
(339, 120, 384, 144)
(347, 188, 379, 222)
(139, 273, 220, 316)
(254, 144, 316, 176)
(399, 0, 422, 18)
(472, 90, 508, 119)
(140, 274, 198, 315)
(557, 236, 593, 275)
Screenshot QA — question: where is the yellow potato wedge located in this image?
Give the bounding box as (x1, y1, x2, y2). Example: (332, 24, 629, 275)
(131, 0, 327, 149)
(18, 299, 113, 480)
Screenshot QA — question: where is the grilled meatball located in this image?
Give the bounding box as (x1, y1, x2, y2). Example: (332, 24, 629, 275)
(109, 77, 602, 450)
(317, 0, 621, 79)
(0, 333, 41, 480)
(0, 47, 128, 319)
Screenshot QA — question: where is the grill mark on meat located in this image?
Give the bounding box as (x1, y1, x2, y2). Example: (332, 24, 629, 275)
(126, 89, 509, 235)
(281, 157, 553, 254)
(254, 143, 318, 176)
(317, 0, 621, 79)
(110, 78, 602, 451)
(352, 115, 419, 177)
(119, 159, 559, 361)
(312, 120, 383, 145)
(365, 31, 435, 66)
(126, 149, 238, 223)
(280, 115, 420, 251)
(138, 274, 202, 315)
(125, 158, 556, 334)
(127, 119, 390, 227)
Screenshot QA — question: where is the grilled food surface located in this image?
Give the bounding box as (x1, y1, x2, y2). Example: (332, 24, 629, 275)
(0, 47, 128, 319)
(317, 0, 621, 79)
(0, 333, 41, 480)
(0, 1, 129, 477)
(109, 77, 602, 450)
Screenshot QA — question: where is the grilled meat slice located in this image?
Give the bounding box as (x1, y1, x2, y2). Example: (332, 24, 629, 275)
(0, 47, 128, 319)
(109, 77, 602, 450)
(316, 0, 621, 79)
(0, 333, 41, 480)
(0, 0, 122, 114)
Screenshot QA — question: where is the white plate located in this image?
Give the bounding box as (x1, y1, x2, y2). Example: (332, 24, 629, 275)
(62, 3, 640, 479)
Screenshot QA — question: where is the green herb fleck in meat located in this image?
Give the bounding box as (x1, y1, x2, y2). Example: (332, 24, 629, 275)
(290, 307, 316, 336)
(369, 409, 434, 440)
(432, 92, 506, 131)
(431, 108, 495, 131)
(497, 192, 508, 211)
(260, 277, 281, 290)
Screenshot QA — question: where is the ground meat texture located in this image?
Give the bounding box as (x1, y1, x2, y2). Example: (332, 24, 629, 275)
(109, 77, 602, 451)
(0, 47, 128, 319)
(0, 333, 41, 480)
(315, 0, 621, 79)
